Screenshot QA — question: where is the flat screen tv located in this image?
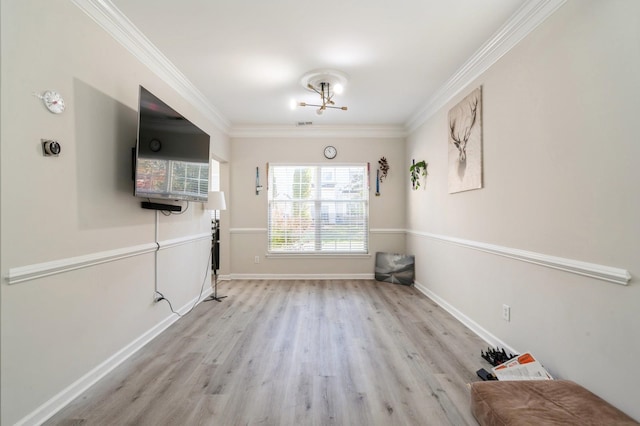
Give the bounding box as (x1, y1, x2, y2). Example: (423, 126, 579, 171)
(134, 86, 210, 202)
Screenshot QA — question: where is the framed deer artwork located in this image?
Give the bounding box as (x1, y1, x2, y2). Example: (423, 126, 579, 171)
(448, 86, 482, 193)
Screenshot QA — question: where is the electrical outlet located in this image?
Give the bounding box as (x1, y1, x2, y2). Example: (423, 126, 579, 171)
(502, 304, 511, 322)
(254, 256, 260, 264)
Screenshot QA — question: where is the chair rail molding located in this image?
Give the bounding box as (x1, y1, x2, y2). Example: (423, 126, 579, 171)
(6, 232, 211, 285)
(159, 232, 211, 250)
(408, 230, 631, 286)
(370, 228, 406, 234)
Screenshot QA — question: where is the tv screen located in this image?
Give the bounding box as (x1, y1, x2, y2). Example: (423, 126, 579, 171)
(134, 86, 210, 202)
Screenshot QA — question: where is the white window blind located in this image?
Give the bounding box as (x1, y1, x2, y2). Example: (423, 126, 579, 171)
(268, 164, 369, 254)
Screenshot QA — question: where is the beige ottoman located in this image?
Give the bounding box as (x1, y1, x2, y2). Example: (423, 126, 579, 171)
(469, 380, 638, 425)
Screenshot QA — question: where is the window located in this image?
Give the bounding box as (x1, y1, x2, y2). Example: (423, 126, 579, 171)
(268, 164, 369, 254)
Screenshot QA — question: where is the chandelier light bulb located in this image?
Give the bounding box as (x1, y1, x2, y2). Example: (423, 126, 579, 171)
(298, 69, 348, 113)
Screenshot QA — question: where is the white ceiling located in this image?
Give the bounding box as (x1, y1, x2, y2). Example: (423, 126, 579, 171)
(110, 0, 529, 129)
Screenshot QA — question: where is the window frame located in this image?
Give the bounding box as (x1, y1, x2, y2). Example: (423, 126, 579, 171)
(267, 163, 370, 256)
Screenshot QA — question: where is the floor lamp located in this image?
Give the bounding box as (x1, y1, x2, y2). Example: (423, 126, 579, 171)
(204, 191, 227, 302)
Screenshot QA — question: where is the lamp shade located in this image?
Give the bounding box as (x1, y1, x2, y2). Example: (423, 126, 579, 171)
(205, 191, 226, 211)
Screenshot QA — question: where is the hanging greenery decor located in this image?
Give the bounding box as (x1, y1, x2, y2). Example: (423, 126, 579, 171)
(378, 157, 389, 182)
(410, 160, 428, 190)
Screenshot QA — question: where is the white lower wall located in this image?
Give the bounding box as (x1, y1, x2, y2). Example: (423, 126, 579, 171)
(406, 0, 640, 420)
(6, 241, 211, 425)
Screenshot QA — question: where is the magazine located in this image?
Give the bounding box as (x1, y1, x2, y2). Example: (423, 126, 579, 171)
(491, 352, 553, 381)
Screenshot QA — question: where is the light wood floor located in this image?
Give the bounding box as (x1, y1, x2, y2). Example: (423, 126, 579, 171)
(46, 280, 490, 426)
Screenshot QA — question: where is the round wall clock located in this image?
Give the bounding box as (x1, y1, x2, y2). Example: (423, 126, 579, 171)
(149, 139, 162, 152)
(42, 90, 65, 114)
(324, 145, 337, 159)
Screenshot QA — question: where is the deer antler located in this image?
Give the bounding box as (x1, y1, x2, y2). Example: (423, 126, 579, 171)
(449, 95, 479, 162)
(449, 117, 462, 150)
(462, 96, 478, 141)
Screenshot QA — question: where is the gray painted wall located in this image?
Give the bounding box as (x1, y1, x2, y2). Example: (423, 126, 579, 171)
(407, 0, 640, 420)
(1, 1, 229, 424)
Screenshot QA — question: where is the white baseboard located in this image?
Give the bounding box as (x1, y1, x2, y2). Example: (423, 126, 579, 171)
(413, 280, 519, 355)
(15, 291, 212, 426)
(229, 273, 374, 280)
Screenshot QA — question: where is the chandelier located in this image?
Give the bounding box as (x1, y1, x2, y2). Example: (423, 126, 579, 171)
(297, 69, 348, 115)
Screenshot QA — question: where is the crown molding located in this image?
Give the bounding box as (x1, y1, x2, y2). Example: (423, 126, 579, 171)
(228, 124, 407, 139)
(406, 0, 567, 133)
(72, 0, 566, 139)
(71, 0, 231, 133)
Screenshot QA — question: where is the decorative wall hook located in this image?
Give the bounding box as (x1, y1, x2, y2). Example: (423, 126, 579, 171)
(256, 167, 263, 195)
